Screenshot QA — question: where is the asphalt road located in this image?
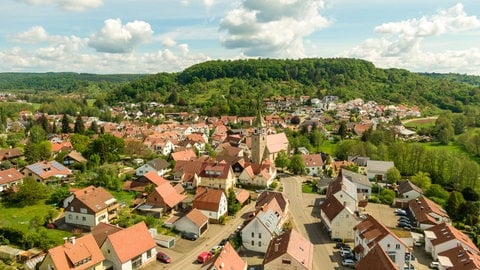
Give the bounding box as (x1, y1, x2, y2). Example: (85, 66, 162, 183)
(281, 175, 339, 269)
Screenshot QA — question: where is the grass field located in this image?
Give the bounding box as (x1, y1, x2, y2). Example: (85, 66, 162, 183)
(321, 139, 337, 155)
(0, 200, 72, 244)
(403, 117, 436, 130)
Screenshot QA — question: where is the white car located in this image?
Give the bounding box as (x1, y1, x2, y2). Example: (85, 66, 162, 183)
(342, 258, 356, 267)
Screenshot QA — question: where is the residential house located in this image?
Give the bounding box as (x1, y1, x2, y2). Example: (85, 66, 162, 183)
(396, 180, 423, 200)
(353, 215, 410, 270)
(64, 186, 120, 231)
(238, 160, 276, 187)
(135, 157, 170, 177)
(170, 149, 197, 162)
(201, 242, 247, 270)
(301, 154, 323, 176)
(408, 197, 450, 229)
(348, 156, 369, 175)
(255, 191, 289, 227)
(100, 222, 157, 270)
(39, 235, 105, 270)
(326, 172, 358, 211)
(0, 168, 24, 192)
(174, 208, 209, 236)
(320, 195, 359, 241)
(50, 141, 73, 155)
(22, 160, 72, 183)
(355, 243, 399, 270)
(424, 223, 479, 261)
(197, 160, 236, 192)
(123, 171, 169, 192)
(62, 151, 87, 167)
(91, 222, 123, 247)
(263, 229, 314, 270)
(192, 187, 227, 222)
(366, 160, 394, 182)
(241, 202, 282, 253)
(0, 148, 22, 163)
(142, 180, 186, 215)
(172, 157, 208, 189)
(436, 245, 480, 270)
(341, 168, 372, 200)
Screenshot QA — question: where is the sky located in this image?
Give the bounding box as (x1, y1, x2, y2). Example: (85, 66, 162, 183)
(1, 0, 480, 75)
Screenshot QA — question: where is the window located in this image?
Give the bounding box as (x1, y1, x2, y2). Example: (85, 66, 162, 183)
(395, 244, 400, 249)
(252, 232, 254, 238)
(82, 216, 86, 221)
(251, 240, 254, 246)
(258, 241, 261, 247)
(68, 214, 72, 220)
(282, 259, 291, 264)
(147, 249, 152, 258)
(259, 233, 262, 239)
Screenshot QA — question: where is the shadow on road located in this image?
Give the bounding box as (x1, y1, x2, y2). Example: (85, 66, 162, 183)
(303, 222, 325, 245)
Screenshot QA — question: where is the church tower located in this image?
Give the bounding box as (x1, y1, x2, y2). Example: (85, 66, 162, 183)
(251, 98, 267, 164)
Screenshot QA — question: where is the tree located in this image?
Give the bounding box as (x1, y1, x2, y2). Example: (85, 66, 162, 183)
(84, 134, 125, 164)
(461, 187, 479, 201)
(379, 189, 395, 205)
(445, 191, 465, 221)
(89, 120, 98, 134)
(47, 187, 71, 207)
(338, 121, 347, 139)
(410, 171, 431, 191)
(227, 189, 241, 216)
(386, 167, 401, 185)
(61, 114, 70, 134)
(287, 154, 305, 175)
(28, 125, 47, 144)
(425, 184, 449, 206)
(275, 150, 290, 171)
(461, 201, 480, 226)
(6, 178, 49, 206)
(74, 114, 85, 134)
(69, 134, 91, 153)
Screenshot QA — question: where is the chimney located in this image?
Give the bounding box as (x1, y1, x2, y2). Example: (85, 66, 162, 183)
(69, 236, 76, 244)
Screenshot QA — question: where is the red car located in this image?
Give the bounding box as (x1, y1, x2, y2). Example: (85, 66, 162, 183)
(156, 251, 171, 263)
(197, 251, 212, 264)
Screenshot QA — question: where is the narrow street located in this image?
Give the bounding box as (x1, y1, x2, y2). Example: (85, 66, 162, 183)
(281, 175, 338, 270)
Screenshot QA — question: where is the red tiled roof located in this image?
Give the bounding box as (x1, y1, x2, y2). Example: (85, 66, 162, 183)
(193, 187, 224, 212)
(147, 181, 186, 208)
(427, 223, 479, 254)
(46, 234, 105, 270)
(171, 149, 197, 161)
(182, 208, 208, 227)
(90, 222, 123, 246)
(235, 189, 250, 204)
(355, 244, 399, 270)
(69, 186, 116, 214)
(203, 242, 246, 270)
(301, 154, 323, 167)
(0, 168, 24, 185)
(106, 222, 156, 263)
(263, 229, 313, 270)
(320, 195, 345, 221)
(438, 245, 480, 270)
(409, 197, 449, 225)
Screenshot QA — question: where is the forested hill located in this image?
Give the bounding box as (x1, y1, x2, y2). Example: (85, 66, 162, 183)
(0, 72, 145, 92)
(107, 58, 480, 116)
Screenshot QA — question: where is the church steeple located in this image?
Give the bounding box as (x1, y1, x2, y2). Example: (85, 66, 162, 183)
(251, 96, 267, 164)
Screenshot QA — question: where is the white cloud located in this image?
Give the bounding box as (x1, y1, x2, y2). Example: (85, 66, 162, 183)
(58, 0, 103, 11)
(180, 0, 214, 8)
(9, 26, 48, 44)
(13, 0, 102, 11)
(88, 18, 154, 53)
(162, 37, 177, 47)
(219, 0, 330, 58)
(341, 3, 480, 74)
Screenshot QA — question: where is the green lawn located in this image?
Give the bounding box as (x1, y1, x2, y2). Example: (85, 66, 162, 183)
(321, 139, 337, 155)
(302, 181, 318, 193)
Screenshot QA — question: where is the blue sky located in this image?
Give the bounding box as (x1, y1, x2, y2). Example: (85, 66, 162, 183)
(1, 0, 480, 74)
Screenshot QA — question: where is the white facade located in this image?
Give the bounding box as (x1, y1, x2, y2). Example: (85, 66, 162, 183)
(355, 232, 407, 269)
(197, 193, 228, 221)
(320, 207, 357, 240)
(241, 217, 276, 253)
(64, 207, 108, 229)
(333, 186, 357, 211)
(101, 239, 156, 270)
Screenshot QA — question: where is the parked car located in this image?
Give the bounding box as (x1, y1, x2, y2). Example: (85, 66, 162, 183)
(397, 221, 411, 227)
(340, 249, 353, 257)
(394, 209, 407, 215)
(342, 258, 356, 267)
(396, 211, 408, 217)
(219, 238, 229, 247)
(182, 231, 199, 241)
(429, 261, 439, 269)
(340, 246, 351, 252)
(405, 253, 416, 261)
(197, 251, 212, 264)
(398, 216, 410, 222)
(335, 242, 349, 249)
(156, 252, 171, 263)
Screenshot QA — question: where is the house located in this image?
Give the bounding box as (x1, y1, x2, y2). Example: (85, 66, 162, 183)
(301, 154, 323, 176)
(424, 222, 479, 261)
(174, 208, 209, 236)
(63, 151, 87, 167)
(135, 157, 170, 177)
(326, 172, 358, 211)
(39, 235, 105, 270)
(192, 187, 227, 222)
(241, 202, 282, 253)
(320, 195, 359, 241)
(201, 242, 247, 270)
(348, 156, 369, 175)
(172, 157, 208, 189)
(396, 180, 423, 200)
(238, 160, 276, 187)
(100, 222, 157, 270)
(353, 215, 410, 270)
(142, 180, 186, 215)
(366, 160, 394, 182)
(0, 168, 24, 192)
(263, 229, 314, 270)
(170, 149, 197, 162)
(436, 245, 480, 270)
(22, 160, 72, 183)
(197, 161, 236, 193)
(341, 168, 372, 200)
(0, 148, 23, 162)
(355, 243, 399, 270)
(91, 222, 124, 247)
(408, 197, 450, 229)
(123, 171, 169, 192)
(255, 191, 289, 227)
(64, 186, 120, 231)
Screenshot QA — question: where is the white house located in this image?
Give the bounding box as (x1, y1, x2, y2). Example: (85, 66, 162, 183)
(424, 223, 479, 261)
(326, 172, 358, 211)
(397, 180, 423, 200)
(241, 204, 282, 253)
(301, 154, 323, 176)
(366, 160, 394, 182)
(192, 187, 227, 222)
(100, 222, 157, 270)
(320, 195, 359, 241)
(341, 168, 372, 200)
(174, 208, 209, 236)
(354, 215, 410, 270)
(135, 157, 170, 177)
